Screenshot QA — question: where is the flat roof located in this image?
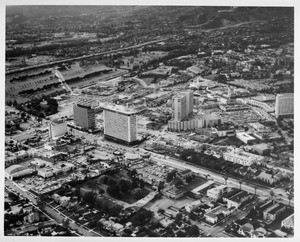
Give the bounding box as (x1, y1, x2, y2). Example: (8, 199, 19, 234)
(102, 103, 137, 115)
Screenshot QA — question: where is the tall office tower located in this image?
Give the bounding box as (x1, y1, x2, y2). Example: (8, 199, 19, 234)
(103, 104, 137, 145)
(275, 93, 294, 118)
(172, 91, 194, 121)
(49, 119, 68, 139)
(186, 90, 194, 115)
(73, 102, 95, 130)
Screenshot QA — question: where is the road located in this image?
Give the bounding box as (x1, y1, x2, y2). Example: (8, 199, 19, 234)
(147, 152, 293, 207)
(5, 179, 102, 237)
(70, 128, 294, 207)
(6, 38, 168, 75)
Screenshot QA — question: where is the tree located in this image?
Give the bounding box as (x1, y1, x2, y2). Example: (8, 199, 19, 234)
(177, 230, 186, 237)
(119, 179, 131, 193)
(254, 185, 258, 195)
(188, 224, 199, 237)
(269, 190, 275, 200)
(99, 175, 109, 184)
(166, 170, 177, 182)
(186, 176, 193, 183)
(158, 208, 165, 214)
(223, 175, 228, 185)
(107, 185, 121, 198)
(99, 188, 105, 196)
(157, 181, 164, 193)
(288, 194, 293, 206)
(175, 212, 183, 222)
(239, 180, 243, 190)
(131, 188, 146, 200)
(83, 191, 96, 205)
(131, 208, 153, 226)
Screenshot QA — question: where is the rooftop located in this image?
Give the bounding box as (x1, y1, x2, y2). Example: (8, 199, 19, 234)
(102, 103, 138, 115)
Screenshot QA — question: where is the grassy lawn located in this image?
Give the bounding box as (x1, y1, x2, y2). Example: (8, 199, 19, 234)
(212, 136, 244, 146)
(80, 170, 150, 205)
(185, 177, 208, 191)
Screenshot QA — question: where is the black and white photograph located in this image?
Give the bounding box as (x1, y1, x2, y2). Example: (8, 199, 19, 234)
(2, 1, 297, 240)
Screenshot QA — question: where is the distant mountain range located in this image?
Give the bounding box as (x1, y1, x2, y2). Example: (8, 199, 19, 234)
(6, 5, 294, 28)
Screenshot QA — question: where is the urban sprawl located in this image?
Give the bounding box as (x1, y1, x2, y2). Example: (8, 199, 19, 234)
(5, 6, 294, 238)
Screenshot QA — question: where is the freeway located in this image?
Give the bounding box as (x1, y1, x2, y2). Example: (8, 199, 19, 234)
(6, 38, 168, 75)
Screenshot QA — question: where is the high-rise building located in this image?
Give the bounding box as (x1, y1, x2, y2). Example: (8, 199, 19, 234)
(49, 119, 68, 139)
(73, 102, 95, 130)
(275, 93, 294, 118)
(172, 91, 194, 121)
(103, 104, 137, 145)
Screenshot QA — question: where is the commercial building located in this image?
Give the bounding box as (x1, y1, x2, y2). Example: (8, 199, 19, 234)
(223, 190, 253, 209)
(263, 202, 286, 222)
(172, 90, 194, 121)
(253, 143, 271, 155)
(223, 148, 265, 166)
(236, 132, 256, 145)
(103, 104, 137, 145)
(191, 181, 214, 198)
(206, 185, 227, 201)
(49, 119, 68, 139)
(73, 102, 95, 130)
(163, 186, 185, 199)
(275, 93, 294, 118)
(168, 113, 221, 132)
(5, 164, 36, 180)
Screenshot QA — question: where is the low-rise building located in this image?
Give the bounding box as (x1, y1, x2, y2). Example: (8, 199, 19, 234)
(253, 143, 271, 155)
(223, 148, 265, 166)
(177, 169, 193, 179)
(204, 212, 218, 224)
(263, 202, 286, 222)
(204, 205, 231, 224)
(224, 190, 253, 209)
(236, 132, 256, 145)
(238, 223, 254, 237)
(163, 186, 185, 199)
(206, 185, 227, 201)
(190, 181, 214, 198)
(5, 164, 36, 180)
(256, 170, 281, 185)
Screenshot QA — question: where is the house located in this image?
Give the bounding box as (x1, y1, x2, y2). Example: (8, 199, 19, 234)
(60, 196, 70, 207)
(238, 223, 254, 237)
(163, 186, 185, 199)
(9, 205, 23, 215)
(206, 185, 227, 201)
(185, 200, 201, 213)
(223, 190, 253, 209)
(252, 227, 267, 238)
(52, 193, 70, 207)
(112, 223, 124, 235)
(52, 193, 61, 203)
(177, 169, 193, 179)
(26, 211, 40, 224)
(204, 205, 231, 224)
(274, 229, 288, 238)
(23, 205, 34, 214)
(256, 171, 281, 185)
(204, 212, 218, 224)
